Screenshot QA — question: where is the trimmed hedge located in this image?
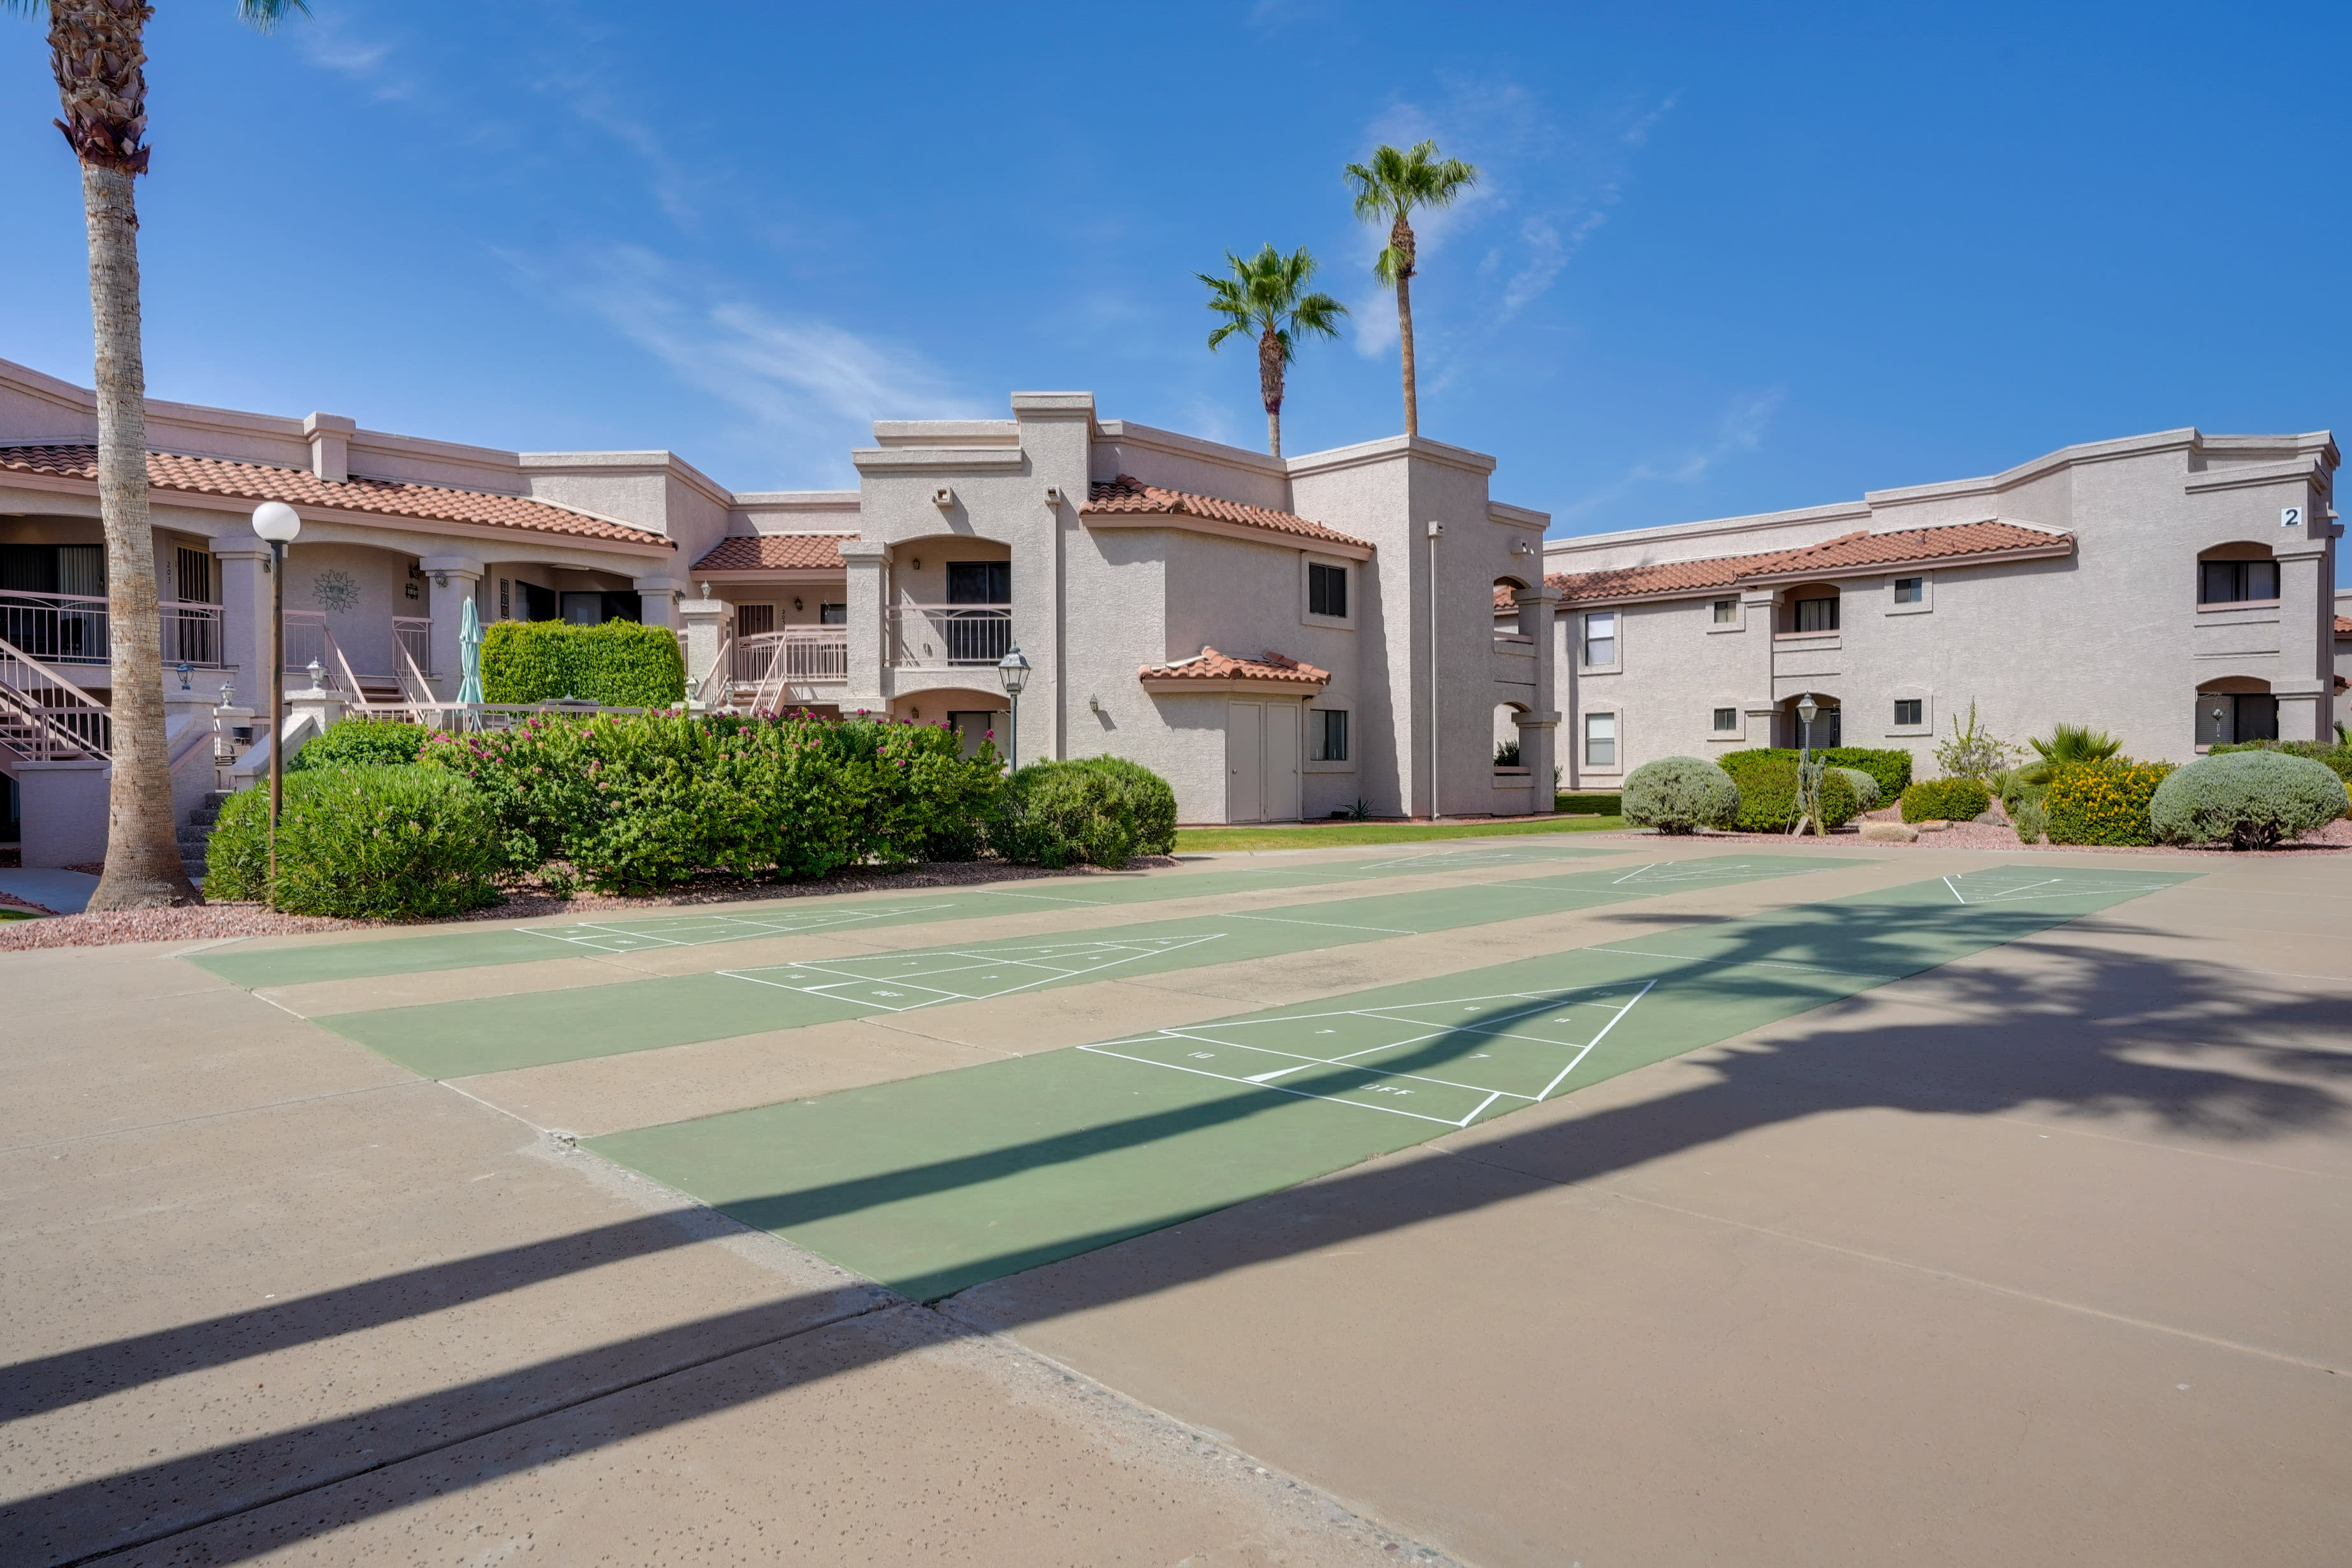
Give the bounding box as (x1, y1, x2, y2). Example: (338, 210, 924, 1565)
(204, 765, 503, 918)
(2045, 760, 2174, 847)
(987, 760, 1142, 869)
(481, 620, 685, 708)
(1718, 746, 1913, 801)
(1901, 778, 1991, 824)
(1555, 792, 1622, 815)
(1734, 760, 1859, 832)
(418, 711, 1004, 892)
(287, 717, 431, 772)
(2151, 751, 2344, 849)
(1622, 756, 1738, 834)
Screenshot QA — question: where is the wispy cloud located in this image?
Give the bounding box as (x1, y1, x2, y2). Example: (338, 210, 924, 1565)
(519, 245, 978, 482)
(292, 11, 415, 101)
(1556, 388, 1787, 525)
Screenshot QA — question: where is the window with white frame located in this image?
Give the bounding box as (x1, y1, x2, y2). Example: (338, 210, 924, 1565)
(1712, 599, 1738, 624)
(1894, 698, 1923, 726)
(1712, 706, 1738, 732)
(1309, 708, 1349, 762)
(1583, 612, 1617, 667)
(1584, 711, 1617, 767)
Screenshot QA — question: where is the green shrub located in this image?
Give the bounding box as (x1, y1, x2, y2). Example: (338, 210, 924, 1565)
(1622, 756, 1738, 834)
(2150, 751, 2345, 850)
(481, 620, 685, 708)
(987, 760, 1140, 869)
(287, 717, 432, 773)
(203, 766, 502, 918)
(1555, 792, 1622, 815)
(1718, 746, 1912, 801)
(1827, 766, 1880, 811)
(1734, 760, 1858, 832)
(417, 711, 1003, 892)
(1901, 778, 1991, 824)
(1070, 755, 1179, 855)
(2045, 761, 2175, 847)
(2210, 737, 2352, 782)
(2009, 796, 2049, 844)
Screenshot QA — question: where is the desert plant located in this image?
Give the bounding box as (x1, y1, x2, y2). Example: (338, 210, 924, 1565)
(2210, 737, 2352, 782)
(203, 765, 502, 918)
(1900, 777, 1993, 824)
(2017, 723, 2123, 788)
(1734, 760, 1859, 832)
(1622, 756, 1739, 834)
(1931, 701, 2024, 783)
(1827, 766, 1880, 811)
(287, 717, 432, 773)
(2150, 751, 2346, 850)
(2009, 796, 2050, 844)
(2044, 760, 2174, 846)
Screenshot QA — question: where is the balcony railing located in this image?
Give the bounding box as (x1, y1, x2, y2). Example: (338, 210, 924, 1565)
(890, 604, 1010, 668)
(734, 628, 848, 684)
(0, 589, 224, 669)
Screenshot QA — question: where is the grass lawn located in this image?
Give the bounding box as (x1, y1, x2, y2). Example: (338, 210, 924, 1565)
(1173, 816, 1626, 852)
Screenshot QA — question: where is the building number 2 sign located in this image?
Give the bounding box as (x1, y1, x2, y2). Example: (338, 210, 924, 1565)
(2281, 505, 2304, 528)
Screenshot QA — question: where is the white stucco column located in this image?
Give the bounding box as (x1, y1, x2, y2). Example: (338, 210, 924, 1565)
(678, 594, 732, 708)
(419, 556, 484, 705)
(208, 536, 272, 706)
(2276, 536, 2335, 742)
(286, 665, 347, 749)
(632, 574, 689, 632)
(1742, 587, 1782, 746)
(1516, 579, 1560, 804)
(841, 539, 890, 711)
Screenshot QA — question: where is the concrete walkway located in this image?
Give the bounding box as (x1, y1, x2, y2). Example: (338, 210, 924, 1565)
(3, 838, 2346, 1565)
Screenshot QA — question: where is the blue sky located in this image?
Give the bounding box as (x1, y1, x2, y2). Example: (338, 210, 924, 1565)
(2, 0, 2346, 565)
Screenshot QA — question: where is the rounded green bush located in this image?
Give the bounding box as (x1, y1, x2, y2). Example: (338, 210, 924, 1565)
(287, 717, 432, 773)
(1901, 777, 1991, 824)
(1734, 760, 1859, 832)
(987, 760, 1141, 869)
(1622, 755, 1738, 834)
(203, 765, 503, 918)
(2150, 751, 2346, 850)
(1827, 766, 1880, 811)
(1071, 755, 1179, 855)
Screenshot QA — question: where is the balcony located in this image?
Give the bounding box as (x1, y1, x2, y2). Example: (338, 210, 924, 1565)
(733, 628, 848, 685)
(890, 604, 1010, 669)
(0, 589, 225, 670)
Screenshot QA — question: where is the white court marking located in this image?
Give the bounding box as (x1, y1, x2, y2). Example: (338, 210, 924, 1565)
(518, 903, 962, 954)
(718, 934, 1227, 1012)
(1078, 981, 1655, 1128)
(1942, 869, 2188, 905)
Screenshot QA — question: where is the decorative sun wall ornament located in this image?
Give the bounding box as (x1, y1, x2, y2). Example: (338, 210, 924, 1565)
(312, 569, 361, 613)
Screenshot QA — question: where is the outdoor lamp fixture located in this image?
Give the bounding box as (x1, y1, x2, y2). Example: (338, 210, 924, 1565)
(1797, 695, 1820, 764)
(176, 660, 191, 691)
(250, 500, 302, 904)
(996, 644, 1031, 771)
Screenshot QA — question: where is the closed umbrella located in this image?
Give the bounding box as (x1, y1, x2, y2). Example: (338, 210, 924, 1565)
(458, 595, 484, 725)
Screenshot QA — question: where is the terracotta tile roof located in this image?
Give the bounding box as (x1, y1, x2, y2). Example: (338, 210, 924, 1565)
(1084, 475, 1374, 553)
(0, 444, 672, 548)
(692, 534, 854, 572)
(1137, 646, 1330, 688)
(2335, 614, 2352, 635)
(1544, 519, 2072, 606)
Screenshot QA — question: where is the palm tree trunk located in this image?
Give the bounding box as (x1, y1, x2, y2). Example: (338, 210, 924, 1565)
(80, 160, 195, 908)
(1395, 271, 1418, 437)
(1258, 326, 1284, 458)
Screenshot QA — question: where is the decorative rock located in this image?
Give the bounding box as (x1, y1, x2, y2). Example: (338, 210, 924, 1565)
(1974, 810, 2005, 825)
(1860, 820, 1920, 843)
(1917, 820, 1952, 831)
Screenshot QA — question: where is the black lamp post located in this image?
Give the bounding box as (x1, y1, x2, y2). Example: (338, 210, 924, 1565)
(996, 644, 1030, 771)
(250, 501, 302, 898)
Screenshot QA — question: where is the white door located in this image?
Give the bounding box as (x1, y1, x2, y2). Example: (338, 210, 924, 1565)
(1265, 701, 1301, 821)
(1226, 701, 1263, 822)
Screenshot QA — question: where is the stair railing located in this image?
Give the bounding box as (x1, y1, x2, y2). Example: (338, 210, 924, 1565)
(0, 635, 113, 760)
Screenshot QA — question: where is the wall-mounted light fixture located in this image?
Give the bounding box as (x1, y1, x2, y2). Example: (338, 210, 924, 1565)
(1045, 486, 1063, 507)
(932, 486, 954, 509)
(433, 570, 450, 588)
(910, 556, 922, 570)
(699, 581, 712, 599)
(793, 597, 803, 612)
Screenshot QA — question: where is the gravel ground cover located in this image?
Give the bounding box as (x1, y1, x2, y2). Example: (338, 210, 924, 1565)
(0, 857, 1168, 952)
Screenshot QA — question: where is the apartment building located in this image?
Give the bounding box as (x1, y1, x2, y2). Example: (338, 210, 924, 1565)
(1537, 428, 2343, 788)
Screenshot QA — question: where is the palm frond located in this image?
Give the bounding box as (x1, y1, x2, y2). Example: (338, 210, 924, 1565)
(1346, 138, 1480, 223)
(239, 0, 313, 32)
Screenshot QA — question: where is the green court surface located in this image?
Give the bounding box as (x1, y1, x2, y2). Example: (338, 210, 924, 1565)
(185, 842, 1616, 991)
(315, 855, 1843, 1079)
(587, 866, 2199, 1302)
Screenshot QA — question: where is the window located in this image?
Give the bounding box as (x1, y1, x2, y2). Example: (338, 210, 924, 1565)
(2198, 559, 2279, 604)
(1712, 707, 1738, 732)
(1584, 711, 1616, 767)
(1794, 596, 1840, 632)
(1894, 698, 1923, 726)
(1894, 577, 1924, 604)
(498, 578, 511, 619)
(1309, 708, 1349, 762)
(1308, 562, 1348, 618)
(737, 604, 774, 637)
(818, 602, 846, 625)
(1712, 599, 1738, 624)
(1583, 612, 1617, 667)
(173, 547, 212, 605)
(2196, 692, 2279, 746)
(946, 560, 1010, 604)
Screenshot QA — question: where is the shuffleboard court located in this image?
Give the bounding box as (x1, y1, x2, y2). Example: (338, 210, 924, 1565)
(185, 841, 1615, 990)
(588, 866, 2199, 1301)
(315, 856, 1845, 1079)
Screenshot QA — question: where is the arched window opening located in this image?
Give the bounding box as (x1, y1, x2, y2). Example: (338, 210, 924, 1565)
(1494, 701, 1529, 769)
(2195, 677, 2276, 746)
(1778, 583, 1840, 635)
(1781, 691, 1841, 750)
(2196, 544, 2277, 606)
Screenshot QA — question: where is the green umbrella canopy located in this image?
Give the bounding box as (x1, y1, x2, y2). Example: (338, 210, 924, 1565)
(458, 596, 484, 705)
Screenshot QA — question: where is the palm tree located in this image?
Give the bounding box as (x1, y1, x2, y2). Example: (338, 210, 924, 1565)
(1342, 139, 1477, 438)
(1198, 245, 1347, 458)
(2019, 723, 2123, 785)
(8, 0, 309, 908)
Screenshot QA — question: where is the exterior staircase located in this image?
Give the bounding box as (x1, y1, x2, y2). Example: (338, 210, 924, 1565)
(178, 790, 231, 883)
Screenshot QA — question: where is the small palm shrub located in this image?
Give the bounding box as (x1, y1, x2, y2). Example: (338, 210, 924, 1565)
(1901, 778, 1991, 824)
(2044, 761, 2174, 846)
(205, 766, 502, 918)
(287, 717, 433, 772)
(1827, 766, 1880, 811)
(1071, 755, 1179, 855)
(1622, 756, 1738, 834)
(1734, 760, 1859, 831)
(2018, 723, 2122, 788)
(987, 760, 1142, 869)
(2150, 751, 2346, 850)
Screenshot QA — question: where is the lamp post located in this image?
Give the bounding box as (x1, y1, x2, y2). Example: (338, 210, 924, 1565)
(250, 501, 302, 899)
(1795, 694, 1821, 838)
(996, 644, 1031, 771)
(1797, 695, 1819, 767)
